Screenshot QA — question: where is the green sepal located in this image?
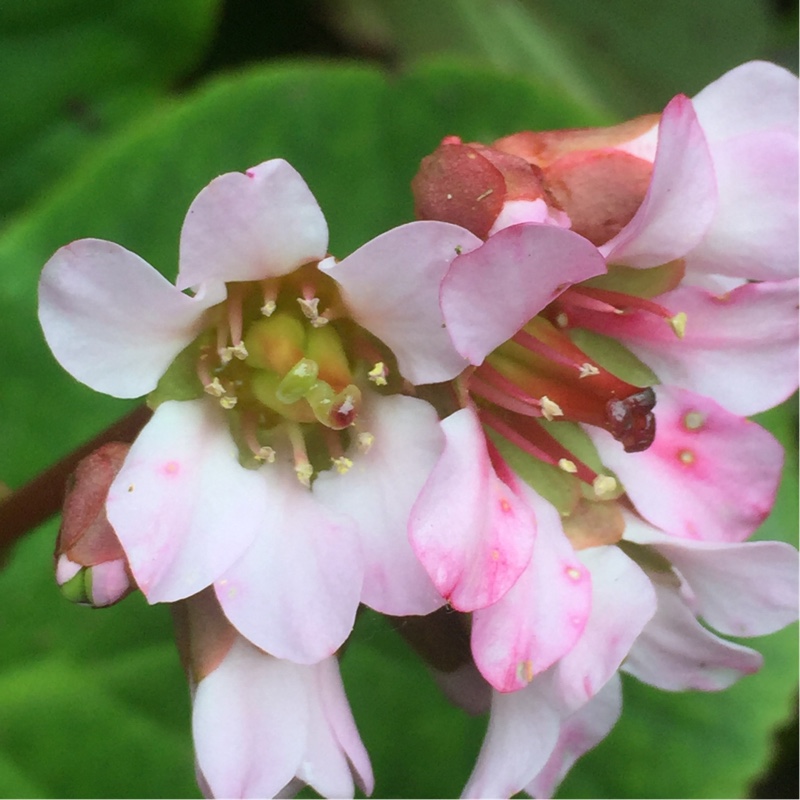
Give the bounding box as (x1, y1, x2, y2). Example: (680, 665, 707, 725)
(59, 569, 91, 606)
(567, 328, 659, 388)
(537, 419, 606, 474)
(583, 261, 685, 298)
(146, 337, 207, 409)
(487, 429, 580, 516)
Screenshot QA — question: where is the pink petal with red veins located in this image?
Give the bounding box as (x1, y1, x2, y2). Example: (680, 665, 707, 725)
(624, 515, 799, 637)
(462, 672, 561, 799)
(623, 579, 763, 691)
(553, 546, 655, 711)
(409, 407, 536, 611)
(691, 61, 798, 141)
(526, 673, 622, 800)
(685, 130, 798, 280)
(39, 239, 222, 398)
(192, 639, 308, 799)
(442, 224, 606, 365)
(177, 159, 328, 289)
(601, 95, 716, 268)
(319, 221, 480, 385)
(574, 280, 799, 417)
(471, 488, 591, 692)
(107, 400, 266, 602)
(215, 464, 363, 664)
(314, 394, 445, 616)
(587, 385, 783, 542)
(307, 657, 374, 797)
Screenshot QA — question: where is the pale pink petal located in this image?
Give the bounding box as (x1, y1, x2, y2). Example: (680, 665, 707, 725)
(215, 465, 363, 664)
(568, 280, 799, 416)
(587, 385, 784, 542)
(313, 394, 444, 616)
(294, 663, 362, 799)
(409, 407, 536, 611)
(177, 159, 328, 289)
(684, 130, 798, 280)
(691, 61, 799, 141)
(313, 657, 374, 796)
(471, 488, 591, 692)
(193, 638, 308, 799)
(39, 239, 221, 398)
(319, 221, 481, 384)
(601, 95, 717, 268)
(462, 673, 561, 799)
(526, 673, 622, 799)
(442, 224, 606, 365)
(553, 546, 655, 710)
(88, 559, 131, 607)
(487, 198, 571, 235)
(622, 580, 763, 691)
(106, 400, 266, 602)
(623, 516, 799, 637)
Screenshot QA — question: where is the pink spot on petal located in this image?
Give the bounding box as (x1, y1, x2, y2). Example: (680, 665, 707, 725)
(163, 461, 180, 476)
(565, 566, 583, 582)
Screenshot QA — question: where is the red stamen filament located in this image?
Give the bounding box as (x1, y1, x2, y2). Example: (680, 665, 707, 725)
(480, 408, 598, 486)
(469, 367, 544, 418)
(565, 285, 675, 321)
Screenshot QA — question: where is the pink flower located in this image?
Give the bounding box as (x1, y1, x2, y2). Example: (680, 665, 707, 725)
(175, 590, 373, 799)
(407, 60, 799, 795)
(39, 158, 484, 663)
(460, 508, 798, 798)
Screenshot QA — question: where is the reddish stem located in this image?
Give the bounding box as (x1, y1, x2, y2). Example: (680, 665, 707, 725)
(0, 406, 152, 550)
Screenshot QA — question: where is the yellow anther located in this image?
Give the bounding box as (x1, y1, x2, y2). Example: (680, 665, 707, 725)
(332, 456, 354, 475)
(230, 341, 249, 361)
(254, 446, 276, 464)
(204, 377, 226, 397)
(540, 396, 564, 421)
(669, 312, 687, 339)
(357, 432, 375, 453)
(219, 395, 238, 410)
(295, 462, 314, 487)
(592, 474, 618, 498)
(555, 312, 569, 328)
(368, 362, 389, 386)
(515, 660, 534, 685)
(260, 300, 276, 317)
(558, 458, 578, 473)
(578, 363, 600, 378)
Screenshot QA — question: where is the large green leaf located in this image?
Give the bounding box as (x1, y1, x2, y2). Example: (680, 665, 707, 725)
(0, 60, 795, 798)
(0, 0, 221, 222)
(327, 0, 791, 115)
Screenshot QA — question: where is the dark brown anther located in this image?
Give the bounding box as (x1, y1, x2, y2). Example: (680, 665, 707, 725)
(605, 388, 657, 452)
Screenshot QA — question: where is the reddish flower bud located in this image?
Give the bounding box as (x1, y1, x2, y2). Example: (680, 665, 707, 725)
(412, 136, 566, 238)
(493, 115, 660, 245)
(54, 442, 135, 607)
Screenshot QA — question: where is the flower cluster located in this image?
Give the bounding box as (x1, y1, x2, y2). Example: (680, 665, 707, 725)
(40, 61, 798, 798)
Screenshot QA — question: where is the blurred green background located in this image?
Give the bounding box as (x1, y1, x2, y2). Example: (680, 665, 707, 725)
(0, 0, 796, 797)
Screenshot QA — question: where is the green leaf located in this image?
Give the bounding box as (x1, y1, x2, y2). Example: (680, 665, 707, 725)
(0, 0, 221, 222)
(0, 59, 795, 798)
(327, 0, 791, 115)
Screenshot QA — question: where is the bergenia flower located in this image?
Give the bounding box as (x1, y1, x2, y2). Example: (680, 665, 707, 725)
(409, 60, 799, 796)
(39, 158, 485, 664)
(174, 589, 373, 799)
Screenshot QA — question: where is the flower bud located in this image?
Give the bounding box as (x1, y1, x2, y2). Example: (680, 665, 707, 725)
(412, 136, 567, 238)
(54, 442, 135, 608)
(493, 114, 660, 245)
